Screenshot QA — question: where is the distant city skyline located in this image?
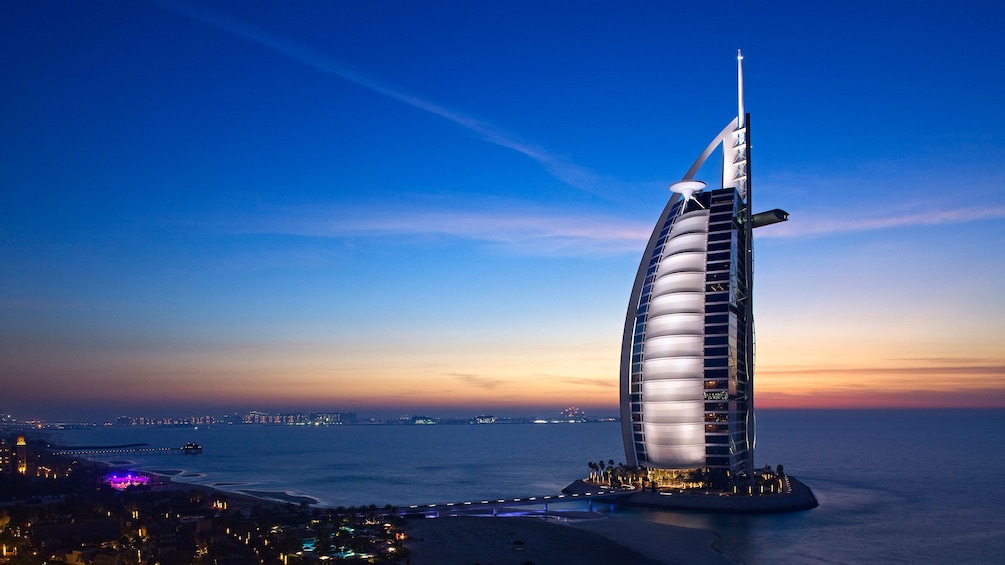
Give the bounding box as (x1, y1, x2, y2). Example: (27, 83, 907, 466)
(0, 406, 621, 425)
(2, 1, 1004, 422)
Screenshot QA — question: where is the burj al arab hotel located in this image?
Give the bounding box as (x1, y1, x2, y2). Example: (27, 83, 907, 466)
(620, 52, 788, 487)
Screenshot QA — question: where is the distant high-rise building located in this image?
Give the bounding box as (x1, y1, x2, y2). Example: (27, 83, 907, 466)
(619, 52, 787, 486)
(0, 438, 12, 474)
(16, 435, 27, 475)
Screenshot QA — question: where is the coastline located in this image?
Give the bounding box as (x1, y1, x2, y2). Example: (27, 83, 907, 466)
(82, 457, 323, 512)
(11, 450, 741, 565)
(239, 489, 320, 506)
(138, 468, 737, 564)
(80, 450, 320, 508)
(141, 469, 321, 509)
(87, 452, 746, 563)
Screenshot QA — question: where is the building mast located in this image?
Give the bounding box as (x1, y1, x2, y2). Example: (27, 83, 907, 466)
(737, 50, 745, 130)
(739, 50, 756, 479)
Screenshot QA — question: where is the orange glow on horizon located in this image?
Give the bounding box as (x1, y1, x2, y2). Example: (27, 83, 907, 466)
(7, 329, 1005, 415)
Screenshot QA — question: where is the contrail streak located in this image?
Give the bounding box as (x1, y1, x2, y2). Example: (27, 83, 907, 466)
(152, 1, 606, 194)
(234, 206, 651, 256)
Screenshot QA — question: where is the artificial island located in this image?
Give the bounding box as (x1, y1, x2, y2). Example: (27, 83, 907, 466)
(565, 51, 816, 513)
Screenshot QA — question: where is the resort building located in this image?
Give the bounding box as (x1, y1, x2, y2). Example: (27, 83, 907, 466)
(619, 52, 787, 487)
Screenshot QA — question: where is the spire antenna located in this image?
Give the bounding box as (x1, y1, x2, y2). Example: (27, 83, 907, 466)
(737, 49, 745, 128)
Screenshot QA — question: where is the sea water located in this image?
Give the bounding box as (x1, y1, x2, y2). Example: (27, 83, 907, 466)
(599, 409, 1005, 563)
(47, 409, 1005, 564)
(46, 421, 623, 506)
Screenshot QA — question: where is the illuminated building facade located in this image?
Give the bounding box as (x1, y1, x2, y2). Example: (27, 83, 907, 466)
(16, 436, 27, 475)
(0, 438, 11, 473)
(619, 52, 787, 485)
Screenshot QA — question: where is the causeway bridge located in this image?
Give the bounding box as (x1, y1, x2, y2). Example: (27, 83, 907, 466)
(397, 484, 631, 518)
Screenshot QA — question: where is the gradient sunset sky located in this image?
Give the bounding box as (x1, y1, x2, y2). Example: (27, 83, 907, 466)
(3, 1, 1003, 421)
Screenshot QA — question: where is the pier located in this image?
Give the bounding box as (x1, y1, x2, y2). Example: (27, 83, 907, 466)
(49, 442, 202, 456)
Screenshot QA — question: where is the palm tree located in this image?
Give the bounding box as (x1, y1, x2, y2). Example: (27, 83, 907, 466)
(311, 520, 332, 556)
(614, 463, 626, 486)
(625, 465, 641, 487)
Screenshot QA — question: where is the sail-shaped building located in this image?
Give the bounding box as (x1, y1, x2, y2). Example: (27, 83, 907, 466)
(619, 52, 787, 487)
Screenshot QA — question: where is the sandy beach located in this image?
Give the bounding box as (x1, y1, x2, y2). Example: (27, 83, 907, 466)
(134, 465, 736, 564)
(404, 513, 736, 565)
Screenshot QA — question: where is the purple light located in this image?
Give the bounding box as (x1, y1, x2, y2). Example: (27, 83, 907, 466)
(105, 473, 150, 490)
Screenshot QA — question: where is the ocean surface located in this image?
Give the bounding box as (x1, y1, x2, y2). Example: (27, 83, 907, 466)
(47, 409, 1005, 564)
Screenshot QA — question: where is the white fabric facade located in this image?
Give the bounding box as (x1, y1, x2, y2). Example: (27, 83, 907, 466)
(638, 209, 709, 467)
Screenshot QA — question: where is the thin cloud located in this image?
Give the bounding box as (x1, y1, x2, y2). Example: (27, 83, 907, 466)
(153, 0, 608, 195)
(236, 206, 652, 256)
(891, 357, 997, 364)
(760, 365, 1005, 391)
(448, 373, 507, 390)
(758, 205, 1005, 239)
(765, 365, 1005, 377)
(555, 376, 618, 388)
(758, 388, 1005, 408)
(221, 200, 1005, 256)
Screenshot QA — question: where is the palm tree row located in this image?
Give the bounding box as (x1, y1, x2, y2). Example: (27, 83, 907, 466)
(586, 459, 647, 488)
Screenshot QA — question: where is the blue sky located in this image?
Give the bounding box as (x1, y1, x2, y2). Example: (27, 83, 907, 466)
(2, 1, 1003, 421)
